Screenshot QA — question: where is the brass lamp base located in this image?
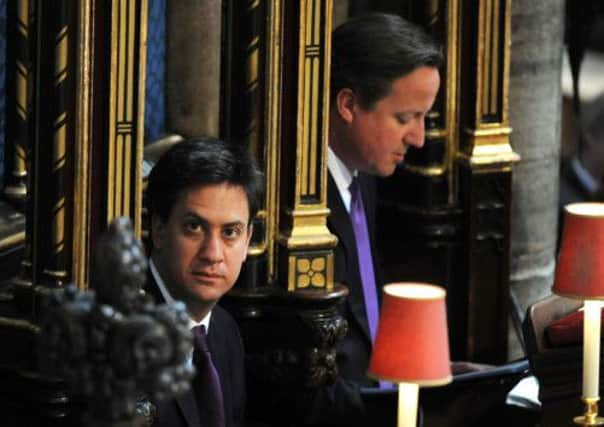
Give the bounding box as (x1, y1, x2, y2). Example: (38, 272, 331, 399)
(575, 398, 604, 426)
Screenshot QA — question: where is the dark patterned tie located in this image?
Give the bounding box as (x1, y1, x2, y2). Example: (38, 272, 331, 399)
(192, 325, 225, 427)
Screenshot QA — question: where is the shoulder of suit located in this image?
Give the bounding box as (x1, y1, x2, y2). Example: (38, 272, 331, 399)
(212, 305, 241, 335)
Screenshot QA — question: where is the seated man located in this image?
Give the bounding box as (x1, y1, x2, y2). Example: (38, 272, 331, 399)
(145, 137, 262, 427)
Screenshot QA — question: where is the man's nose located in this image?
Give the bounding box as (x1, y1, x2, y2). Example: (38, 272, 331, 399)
(404, 120, 425, 149)
(199, 232, 223, 263)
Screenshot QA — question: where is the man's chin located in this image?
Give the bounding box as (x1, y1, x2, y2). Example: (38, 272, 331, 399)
(374, 165, 397, 177)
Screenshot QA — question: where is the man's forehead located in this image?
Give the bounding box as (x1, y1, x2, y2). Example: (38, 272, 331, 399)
(175, 183, 251, 222)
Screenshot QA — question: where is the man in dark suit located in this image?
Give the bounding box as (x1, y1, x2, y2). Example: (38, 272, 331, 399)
(145, 137, 262, 427)
(326, 11, 443, 417)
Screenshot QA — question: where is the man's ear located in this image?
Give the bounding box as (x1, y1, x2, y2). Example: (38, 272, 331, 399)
(335, 88, 356, 124)
(151, 215, 166, 251)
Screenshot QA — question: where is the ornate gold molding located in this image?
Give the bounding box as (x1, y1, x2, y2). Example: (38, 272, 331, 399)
(277, 0, 337, 292)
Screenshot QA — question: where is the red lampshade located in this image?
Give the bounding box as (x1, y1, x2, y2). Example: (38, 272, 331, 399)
(368, 283, 452, 386)
(553, 203, 604, 300)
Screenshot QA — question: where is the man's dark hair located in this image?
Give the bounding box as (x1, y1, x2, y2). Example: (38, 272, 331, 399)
(331, 13, 443, 109)
(147, 136, 263, 224)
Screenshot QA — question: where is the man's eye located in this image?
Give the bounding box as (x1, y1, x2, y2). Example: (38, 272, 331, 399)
(396, 114, 410, 124)
(223, 227, 242, 239)
(184, 221, 201, 233)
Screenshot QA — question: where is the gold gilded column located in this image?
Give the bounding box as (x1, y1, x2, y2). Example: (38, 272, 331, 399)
(276, 0, 337, 292)
(457, 0, 519, 362)
(458, 0, 519, 168)
(71, 0, 94, 288)
(73, 0, 148, 289)
(106, 0, 147, 238)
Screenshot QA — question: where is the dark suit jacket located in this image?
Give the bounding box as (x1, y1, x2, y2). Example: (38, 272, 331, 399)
(145, 273, 246, 427)
(285, 172, 391, 427)
(327, 171, 382, 387)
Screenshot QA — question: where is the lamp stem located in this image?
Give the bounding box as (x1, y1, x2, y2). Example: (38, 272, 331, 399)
(583, 301, 602, 399)
(398, 382, 419, 427)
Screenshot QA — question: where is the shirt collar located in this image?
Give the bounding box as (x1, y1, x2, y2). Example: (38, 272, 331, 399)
(149, 257, 212, 331)
(328, 146, 357, 212)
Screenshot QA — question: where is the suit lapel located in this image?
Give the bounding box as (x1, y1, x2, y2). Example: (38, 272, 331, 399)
(175, 390, 202, 427)
(327, 173, 372, 343)
(145, 270, 202, 427)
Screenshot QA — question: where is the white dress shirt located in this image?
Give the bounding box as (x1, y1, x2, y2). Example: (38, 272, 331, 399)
(327, 146, 357, 213)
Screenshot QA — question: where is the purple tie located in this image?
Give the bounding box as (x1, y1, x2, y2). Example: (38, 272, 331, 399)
(349, 177, 380, 343)
(350, 178, 391, 389)
(192, 325, 225, 427)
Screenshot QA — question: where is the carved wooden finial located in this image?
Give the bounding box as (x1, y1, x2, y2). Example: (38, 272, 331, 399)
(39, 217, 194, 426)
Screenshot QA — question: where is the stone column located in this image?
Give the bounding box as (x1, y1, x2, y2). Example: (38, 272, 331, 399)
(508, 0, 564, 357)
(165, 0, 221, 137)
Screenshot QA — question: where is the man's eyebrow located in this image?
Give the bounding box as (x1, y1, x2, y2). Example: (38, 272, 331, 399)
(184, 213, 247, 228)
(183, 212, 209, 226)
(223, 221, 246, 228)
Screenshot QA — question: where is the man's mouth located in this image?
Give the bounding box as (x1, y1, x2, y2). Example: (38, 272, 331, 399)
(192, 271, 223, 280)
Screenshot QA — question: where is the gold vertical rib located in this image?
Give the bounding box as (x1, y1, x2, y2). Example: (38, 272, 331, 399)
(302, 55, 310, 195)
(107, 1, 118, 221)
(127, 0, 135, 120)
(501, 0, 511, 125)
(490, 1, 500, 115)
(118, 1, 126, 122)
(266, 0, 282, 280)
(115, 2, 125, 218)
(116, 134, 123, 215)
(298, 0, 310, 197)
(308, 5, 320, 196)
(482, 1, 492, 118)
(73, 0, 93, 289)
(447, 0, 460, 202)
(123, 134, 131, 217)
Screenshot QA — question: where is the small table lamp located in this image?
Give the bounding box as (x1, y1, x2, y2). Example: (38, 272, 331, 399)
(553, 202, 604, 426)
(368, 283, 452, 427)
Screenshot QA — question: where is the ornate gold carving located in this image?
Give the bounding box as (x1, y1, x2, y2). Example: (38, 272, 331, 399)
(288, 252, 334, 291)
